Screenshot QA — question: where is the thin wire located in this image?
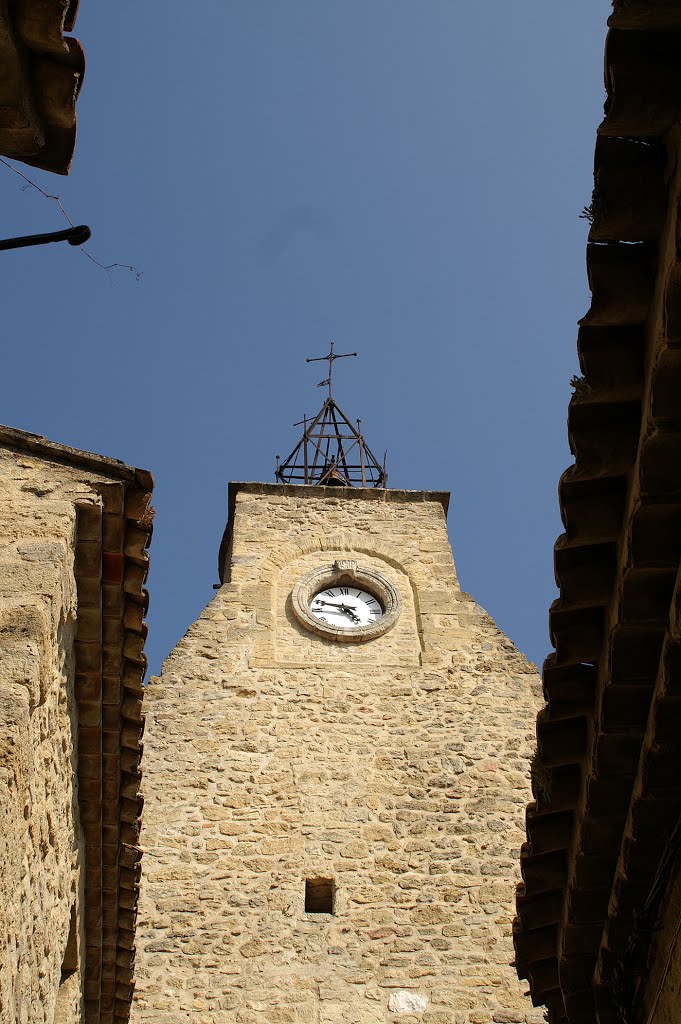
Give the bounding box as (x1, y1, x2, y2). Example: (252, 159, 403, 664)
(0, 156, 142, 279)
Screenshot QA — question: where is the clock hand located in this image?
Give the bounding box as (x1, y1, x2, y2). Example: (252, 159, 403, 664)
(340, 604, 361, 622)
(313, 599, 361, 623)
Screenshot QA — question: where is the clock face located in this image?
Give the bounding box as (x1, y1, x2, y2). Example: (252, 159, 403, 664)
(309, 586, 383, 630)
(291, 562, 400, 643)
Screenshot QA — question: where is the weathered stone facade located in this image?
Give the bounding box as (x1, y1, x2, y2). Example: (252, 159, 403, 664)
(0, 447, 104, 1024)
(0, 429, 152, 1024)
(133, 483, 543, 1024)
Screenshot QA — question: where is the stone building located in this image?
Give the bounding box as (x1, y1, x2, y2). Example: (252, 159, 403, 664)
(4, 4, 681, 1022)
(131, 371, 543, 1024)
(0, 425, 152, 1024)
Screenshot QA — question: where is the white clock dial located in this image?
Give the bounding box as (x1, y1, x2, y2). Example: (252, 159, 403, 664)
(309, 586, 383, 630)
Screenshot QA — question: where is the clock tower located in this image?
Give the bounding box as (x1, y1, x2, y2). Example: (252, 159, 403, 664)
(131, 348, 543, 1024)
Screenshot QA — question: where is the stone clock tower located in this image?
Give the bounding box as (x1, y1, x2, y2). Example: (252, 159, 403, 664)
(131, 348, 543, 1024)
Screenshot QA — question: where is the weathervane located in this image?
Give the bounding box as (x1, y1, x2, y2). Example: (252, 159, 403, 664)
(306, 338, 357, 400)
(275, 338, 387, 488)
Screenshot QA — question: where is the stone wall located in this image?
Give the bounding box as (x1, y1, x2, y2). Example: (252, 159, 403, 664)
(133, 485, 544, 1024)
(0, 446, 114, 1024)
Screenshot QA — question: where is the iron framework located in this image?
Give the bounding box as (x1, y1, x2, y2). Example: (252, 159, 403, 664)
(275, 340, 387, 488)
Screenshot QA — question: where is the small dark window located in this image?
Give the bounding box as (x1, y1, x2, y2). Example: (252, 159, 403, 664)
(305, 878, 334, 914)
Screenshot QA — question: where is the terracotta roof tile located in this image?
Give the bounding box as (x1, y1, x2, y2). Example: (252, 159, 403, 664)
(0, 0, 84, 173)
(514, 7, 681, 1020)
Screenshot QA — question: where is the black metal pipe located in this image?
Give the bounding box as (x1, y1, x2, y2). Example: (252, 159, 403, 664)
(0, 224, 91, 251)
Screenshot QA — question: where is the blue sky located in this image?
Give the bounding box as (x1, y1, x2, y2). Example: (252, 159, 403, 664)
(2, 2, 609, 673)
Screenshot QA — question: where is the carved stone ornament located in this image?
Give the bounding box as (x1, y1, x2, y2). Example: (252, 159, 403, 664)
(291, 562, 401, 644)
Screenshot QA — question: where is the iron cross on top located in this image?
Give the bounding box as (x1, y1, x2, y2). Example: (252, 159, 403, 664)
(306, 339, 357, 400)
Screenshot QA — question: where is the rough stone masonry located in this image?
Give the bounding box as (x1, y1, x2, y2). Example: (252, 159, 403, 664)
(0, 429, 152, 1024)
(0, 448, 88, 1024)
(132, 483, 544, 1024)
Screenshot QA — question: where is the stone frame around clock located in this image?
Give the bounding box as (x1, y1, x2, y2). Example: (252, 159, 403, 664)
(291, 559, 401, 644)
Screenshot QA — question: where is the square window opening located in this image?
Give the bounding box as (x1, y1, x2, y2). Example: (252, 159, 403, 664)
(305, 877, 334, 914)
